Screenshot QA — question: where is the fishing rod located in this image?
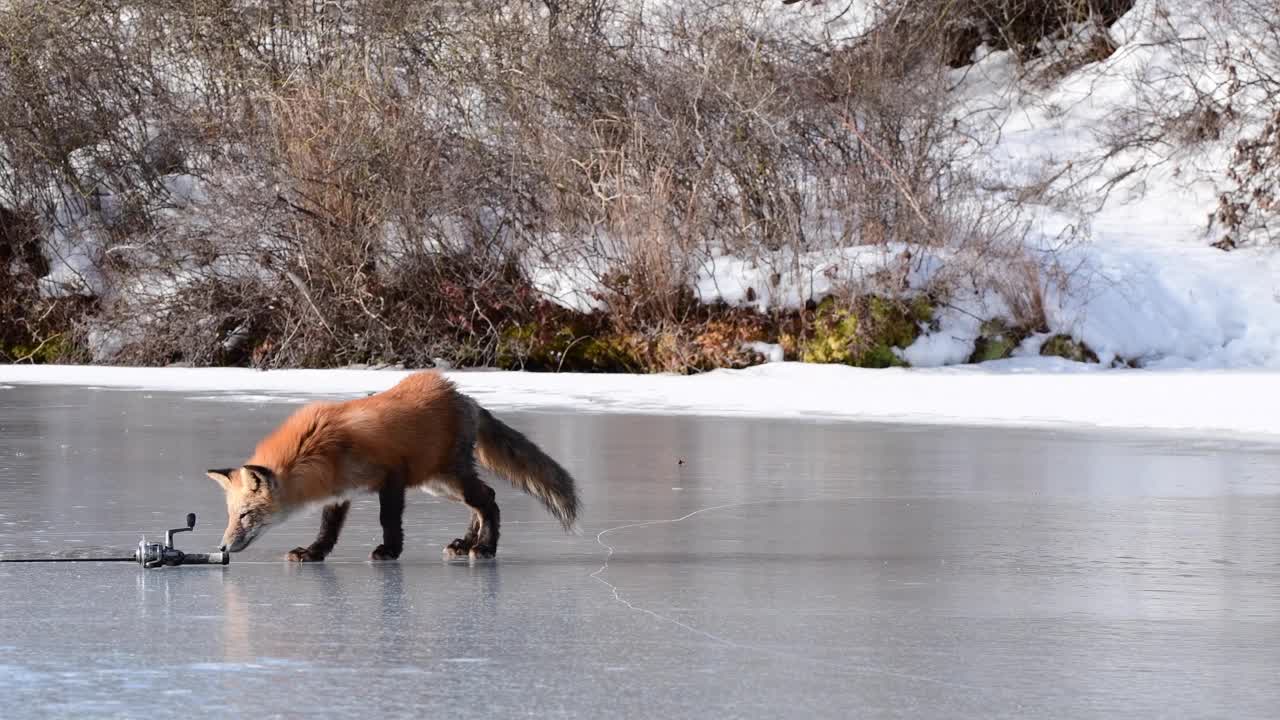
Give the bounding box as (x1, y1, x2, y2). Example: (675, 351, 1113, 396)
(0, 513, 230, 568)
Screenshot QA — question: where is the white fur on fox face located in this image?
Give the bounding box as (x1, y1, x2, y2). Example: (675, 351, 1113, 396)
(225, 522, 271, 552)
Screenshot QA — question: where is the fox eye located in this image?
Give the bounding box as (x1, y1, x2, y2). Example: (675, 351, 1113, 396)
(238, 511, 251, 522)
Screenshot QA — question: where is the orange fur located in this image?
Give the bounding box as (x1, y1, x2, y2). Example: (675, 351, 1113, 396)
(246, 372, 460, 506)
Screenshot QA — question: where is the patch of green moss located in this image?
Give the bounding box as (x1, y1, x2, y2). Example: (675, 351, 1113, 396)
(968, 319, 1027, 364)
(495, 322, 538, 368)
(497, 319, 644, 372)
(859, 343, 906, 369)
(1040, 334, 1099, 363)
(802, 298, 862, 365)
(799, 295, 931, 368)
(7, 334, 72, 364)
(578, 334, 643, 372)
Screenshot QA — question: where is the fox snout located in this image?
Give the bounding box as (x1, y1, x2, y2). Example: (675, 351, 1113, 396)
(222, 530, 255, 553)
(206, 465, 283, 553)
(220, 526, 244, 553)
(220, 513, 276, 552)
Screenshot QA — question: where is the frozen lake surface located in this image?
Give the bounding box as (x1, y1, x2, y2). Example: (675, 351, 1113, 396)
(2, 384, 1280, 718)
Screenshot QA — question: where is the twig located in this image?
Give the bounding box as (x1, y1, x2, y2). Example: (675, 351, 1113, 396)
(556, 335, 589, 373)
(284, 269, 335, 336)
(14, 333, 64, 364)
(841, 116, 934, 233)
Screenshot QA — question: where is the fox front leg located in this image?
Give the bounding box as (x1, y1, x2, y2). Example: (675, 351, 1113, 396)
(370, 468, 407, 561)
(287, 501, 351, 562)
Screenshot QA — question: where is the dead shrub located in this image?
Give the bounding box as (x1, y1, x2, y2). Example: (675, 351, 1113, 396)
(0, 204, 91, 362)
(0, 0, 1063, 371)
(991, 251, 1051, 333)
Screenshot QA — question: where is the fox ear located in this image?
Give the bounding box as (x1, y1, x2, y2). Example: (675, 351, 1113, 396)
(242, 464, 277, 493)
(206, 468, 234, 490)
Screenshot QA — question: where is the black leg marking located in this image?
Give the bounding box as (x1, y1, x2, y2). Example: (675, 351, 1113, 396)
(371, 468, 407, 561)
(445, 474, 500, 560)
(446, 513, 480, 558)
(287, 501, 350, 562)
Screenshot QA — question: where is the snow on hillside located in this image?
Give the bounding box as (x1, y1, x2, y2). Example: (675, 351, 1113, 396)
(925, 0, 1280, 369)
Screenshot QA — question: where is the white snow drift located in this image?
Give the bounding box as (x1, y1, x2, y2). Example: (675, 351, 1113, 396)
(0, 363, 1275, 439)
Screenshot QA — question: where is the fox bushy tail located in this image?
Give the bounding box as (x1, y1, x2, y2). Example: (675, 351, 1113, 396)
(474, 407, 580, 531)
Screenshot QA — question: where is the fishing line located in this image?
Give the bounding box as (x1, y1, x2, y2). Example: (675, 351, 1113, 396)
(0, 513, 229, 568)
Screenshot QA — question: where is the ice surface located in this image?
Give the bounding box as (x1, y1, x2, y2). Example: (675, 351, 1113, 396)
(2, 385, 1280, 718)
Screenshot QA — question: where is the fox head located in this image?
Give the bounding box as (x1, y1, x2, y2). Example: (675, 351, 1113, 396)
(206, 465, 286, 552)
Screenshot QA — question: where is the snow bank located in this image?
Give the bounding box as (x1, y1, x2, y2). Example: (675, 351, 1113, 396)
(909, 0, 1280, 370)
(1, 363, 1275, 439)
(1042, 237, 1280, 368)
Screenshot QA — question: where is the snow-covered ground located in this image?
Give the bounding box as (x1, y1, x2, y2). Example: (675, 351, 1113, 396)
(924, 0, 1280, 370)
(1, 363, 1275, 440)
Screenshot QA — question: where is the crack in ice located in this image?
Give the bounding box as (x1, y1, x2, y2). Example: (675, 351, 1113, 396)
(590, 495, 996, 693)
(591, 500, 759, 647)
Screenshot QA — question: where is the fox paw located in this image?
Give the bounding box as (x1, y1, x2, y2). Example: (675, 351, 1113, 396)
(287, 547, 325, 562)
(443, 538, 474, 559)
(468, 544, 496, 560)
(370, 545, 401, 561)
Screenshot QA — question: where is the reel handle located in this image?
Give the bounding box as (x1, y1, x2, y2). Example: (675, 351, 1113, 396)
(164, 513, 197, 547)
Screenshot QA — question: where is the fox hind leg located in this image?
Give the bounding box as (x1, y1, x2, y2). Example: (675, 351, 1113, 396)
(444, 470, 500, 560)
(371, 466, 407, 561)
(287, 500, 351, 562)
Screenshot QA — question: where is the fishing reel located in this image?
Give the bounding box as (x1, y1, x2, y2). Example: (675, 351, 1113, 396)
(136, 513, 230, 568)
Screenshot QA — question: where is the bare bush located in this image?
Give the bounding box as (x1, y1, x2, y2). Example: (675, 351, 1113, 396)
(0, 0, 1069, 370)
(1210, 1, 1280, 249)
(0, 203, 92, 362)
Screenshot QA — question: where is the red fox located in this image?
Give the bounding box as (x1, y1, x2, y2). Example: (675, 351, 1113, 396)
(205, 371, 580, 561)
